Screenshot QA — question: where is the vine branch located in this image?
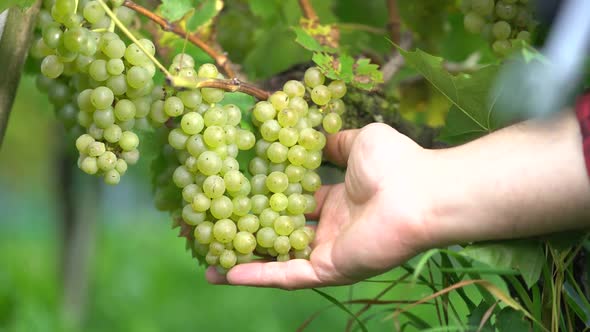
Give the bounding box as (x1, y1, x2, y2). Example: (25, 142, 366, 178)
(123, 0, 236, 78)
(0, 3, 41, 148)
(298, 0, 318, 21)
(386, 0, 401, 44)
(172, 77, 271, 101)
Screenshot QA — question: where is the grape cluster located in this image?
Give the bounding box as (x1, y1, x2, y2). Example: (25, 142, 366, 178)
(152, 60, 345, 271)
(30, 0, 155, 184)
(461, 0, 535, 56)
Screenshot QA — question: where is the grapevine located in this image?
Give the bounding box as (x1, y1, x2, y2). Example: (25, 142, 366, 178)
(29, 0, 347, 271)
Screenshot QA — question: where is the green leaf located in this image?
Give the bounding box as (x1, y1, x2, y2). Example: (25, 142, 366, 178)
(460, 240, 544, 288)
(292, 27, 334, 53)
(437, 106, 488, 144)
(494, 307, 531, 331)
(466, 302, 496, 332)
(312, 54, 382, 90)
(248, 0, 282, 21)
(186, 0, 223, 31)
(398, 48, 503, 133)
(0, 0, 35, 12)
(159, 0, 193, 22)
(311, 289, 368, 332)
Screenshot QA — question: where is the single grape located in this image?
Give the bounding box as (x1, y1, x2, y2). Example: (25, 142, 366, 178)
(250, 195, 269, 214)
(269, 193, 288, 212)
(41, 55, 64, 79)
(274, 216, 294, 236)
(173, 165, 193, 188)
(76, 134, 95, 153)
(194, 221, 214, 244)
(201, 88, 224, 103)
(236, 130, 256, 150)
(197, 151, 222, 176)
(89, 60, 109, 82)
(304, 67, 325, 88)
(237, 214, 259, 233)
(203, 126, 225, 148)
(91, 86, 114, 110)
(287, 193, 307, 215)
(203, 175, 226, 198)
(256, 227, 278, 248)
(119, 131, 139, 151)
(464, 12, 485, 34)
(210, 196, 233, 219)
(93, 108, 115, 128)
(259, 208, 279, 228)
(301, 171, 321, 192)
(182, 184, 201, 203)
(328, 80, 347, 99)
(168, 128, 189, 150)
(181, 112, 205, 135)
(492, 21, 512, 40)
(266, 142, 288, 164)
(80, 156, 98, 174)
(260, 120, 281, 142)
(97, 151, 117, 171)
(266, 171, 289, 193)
(213, 219, 237, 243)
(269, 91, 289, 111)
(88, 141, 106, 157)
(495, 1, 517, 20)
(233, 232, 257, 254)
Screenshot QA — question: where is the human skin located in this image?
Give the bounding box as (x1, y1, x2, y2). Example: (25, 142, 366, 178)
(206, 110, 590, 289)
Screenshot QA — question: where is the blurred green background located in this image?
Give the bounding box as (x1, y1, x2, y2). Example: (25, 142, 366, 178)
(0, 77, 456, 332)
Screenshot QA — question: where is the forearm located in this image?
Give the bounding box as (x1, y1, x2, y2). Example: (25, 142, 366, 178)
(428, 110, 590, 246)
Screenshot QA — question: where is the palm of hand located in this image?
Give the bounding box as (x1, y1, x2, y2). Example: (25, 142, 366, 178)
(207, 124, 433, 289)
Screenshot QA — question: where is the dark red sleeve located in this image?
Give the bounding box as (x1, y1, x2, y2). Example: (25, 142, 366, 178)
(576, 92, 590, 177)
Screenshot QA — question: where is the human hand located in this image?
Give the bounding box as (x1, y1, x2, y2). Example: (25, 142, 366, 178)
(206, 123, 439, 289)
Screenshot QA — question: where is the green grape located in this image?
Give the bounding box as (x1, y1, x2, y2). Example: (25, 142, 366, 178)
(213, 219, 237, 243)
(203, 175, 226, 198)
(83, 1, 105, 23)
(102, 38, 125, 60)
(192, 193, 211, 212)
(495, 1, 517, 20)
(42, 24, 62, 49)
(91, 86, 114, 109)
(307, 107, 323, 127)
(88, 124, 104, 140)
(197, 151, 222, 176)
(173, 165, 193, 188)
(274, 216, 294, 236)
(250, 174, 268, 195)
(326, 80, 346, 100)
(273, 236, 291, 255)
(121, 149, 140, 165)
(517, 30, 531, 42)
(204, 106, 227, 127)
(220, 157, 239, 175)
(237, 130, 256, 150)
(219, 250, 237, 269)
(93, 108, 115, 128)
(291, 214, 306, 228)
(287, 145, 307, 166)
(195, 221, 214, 244)
(97, 151, 117, 171)
(288, 97, 309, 116)
(253, 101, 276, 123)
(492, 40, 511, 55)
(284, 183, 303, 196)
(184, 134, 205, 157)
(106, 74, 127, 96)
(177, 90, 202, 109)
(41, 55, 64, 79)
(303, 150, 322, 170)
(103, 169, 120, 185)
(89, 60, 109, 82)
(259, 208, 279, 228)
(277, 108, 298, 128)
(233, 232, 256, 254)
(323, 112, 342, 134)
(201, 88, 224, 103)
(105, 59, 124, 76)
(283, 80, 305, 98)
(298, 128, 324, 151)
(269, 193, 288, 212)
(266, 142, 288, 164)
(256, 227, 278, 248)
(76, 134, 95, 153)
(237, 214, 259, 233)
(182, 184, 201, 203)
(493, 21, 512, 40)
(304, 67, 325, 88)
(78, 111, 93, 128)
(112, 99, 135, 121)
(124, 43, 149, 66)
(269, 91, 289, 111)
(471, 0, 494, 15)
(268, 162, 286, 173)
(232, 196, 251, 216)
(203, 126, 225, 148)
(209, 241, 225, 256)
(276, 253, 290, 262)
(197, 63, 218, 78)
(236, 253, 253, 264)
(250, 195, 269, 214)
(266, 171, 289, 193)
(80, 156, 98, 174)
(167, 129, 188, 150)
(287, 193, 307, 215)
(210, 196, 233, 219)
(260, 120, 281, 142)
(181, 112, 205, 135)
(182, 205, 206, 225)
(205, 252, 219, 265)
(119, 131, 139, 151)
(224, 104, 242, 126)
(255, 140, 271, 159)
(172, 53, 195, 69)
(126, 66, 149, 89)
(115, 159, 127, 175)
(223, 170, 244, 192)
(88, 141, 106, 157)
(464, 12, 485, 34)
(63, 27, 88, 53)
(294, 246, 312, 259)
(247, 157, 267, 175)
(285, 164, 306, 183)
(301, 171, 321, 192)
(223, 125, 237, 144)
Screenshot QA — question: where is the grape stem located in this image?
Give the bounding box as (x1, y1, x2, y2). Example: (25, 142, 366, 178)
(298, 0, 318, 21)
(386, 0, 401, 44)
(122, 0, 236, 78)
(170, 77, 271, 101)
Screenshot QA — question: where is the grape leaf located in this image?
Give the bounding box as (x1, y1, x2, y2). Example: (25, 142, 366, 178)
(397, 48, 510, 144)
(312, 54, 382, 90)
(185, 0, 223, 32)
(0, 0, 35, 13)
(460, 240, 544, 289)
(292, 27, 336, 53)
(159, 0, 193, 22)
(494, 308, 531, 331)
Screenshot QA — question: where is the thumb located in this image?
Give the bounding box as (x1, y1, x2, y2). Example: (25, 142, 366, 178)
(324, 129, 360, 166)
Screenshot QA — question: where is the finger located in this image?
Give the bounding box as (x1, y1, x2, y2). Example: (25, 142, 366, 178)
(305, 184, 337, 220)
(324, 129, 359, 167)
(225, 260, 322, 290)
